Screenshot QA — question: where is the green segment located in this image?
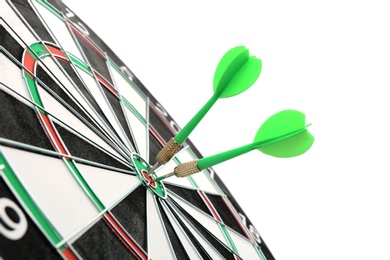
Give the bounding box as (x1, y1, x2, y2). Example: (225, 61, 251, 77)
(219, 223, 238, 254)
(37, 0, 63, 19)
(69, 53, 91, 72)
(0, 154, 62, 244)
(197, 110, 314, 170)
(133, 155, 166, 198)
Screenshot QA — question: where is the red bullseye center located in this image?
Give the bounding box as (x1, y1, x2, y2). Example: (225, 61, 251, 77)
(141, 170, 157, 188)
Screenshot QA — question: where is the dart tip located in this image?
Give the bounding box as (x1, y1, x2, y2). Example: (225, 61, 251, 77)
(146, 162, 160, 177)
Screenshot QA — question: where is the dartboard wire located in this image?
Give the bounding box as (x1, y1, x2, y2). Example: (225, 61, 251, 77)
(159, 198, 204, 259)
(145, 96, 150, 165)
(164, 196, 228, 259)
(105, 52, 141, 156)
(0, 138, 134, 175)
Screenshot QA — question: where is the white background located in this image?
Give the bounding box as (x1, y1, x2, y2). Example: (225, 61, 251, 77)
(63, 1, 390, 259)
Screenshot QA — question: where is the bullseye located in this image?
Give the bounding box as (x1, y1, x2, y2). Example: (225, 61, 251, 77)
(131, 153, 166, 198)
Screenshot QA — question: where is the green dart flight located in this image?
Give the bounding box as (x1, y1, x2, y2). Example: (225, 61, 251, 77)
(155, 110, 314, 181)
(148, 46, 262, 176)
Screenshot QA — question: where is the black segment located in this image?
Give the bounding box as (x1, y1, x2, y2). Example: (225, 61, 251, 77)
(165, 183, 211, 217)
(0, 25, 24, 63)
(72, 218, 137, 260)
(10, 0, 54, 43)
(168, 196, 236, 260)
(0, 177, 61, 259)
(101, 85, 137, 151)
(53, 122, 129, 170)
(0, 90, 54, 151)
(156, 199, 190, 260)
(73, 33, 113, 84)
(111, 185, 147, 251)
(148, 132, 163, 165)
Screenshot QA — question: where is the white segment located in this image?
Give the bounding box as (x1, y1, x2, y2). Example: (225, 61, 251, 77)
(123, 106, 147, 159)
(110, 64, 146, 119)
(37, 86, 124, 160)
(0, 4, 36, 45)
(147, 191, 175, 259)
(31, 1, 84, 60)
(76, 163, 139, 208)
(169, 191, 227, 246)
(227, 227, 261, 259)
(0, 53, 31, 102)
(175, 150, 219, 194)
(169, 200, 224, 260)
(1, 146, 99, 239)
(160, 201, 200, 259)
(75, 67, 129, 148)
(156, 159, 193, 188)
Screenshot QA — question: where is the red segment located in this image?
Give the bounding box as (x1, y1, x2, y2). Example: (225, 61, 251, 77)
(23, 51, 36, 77)
(47, 45, 66, 59)
(141, 170, 157, 188)
(96, 74, 118, 95)
(198, 191, 222, 222)
(40, 114, 68, 157)
(61, 247, 78, 260)
(104, 213, 147, 260)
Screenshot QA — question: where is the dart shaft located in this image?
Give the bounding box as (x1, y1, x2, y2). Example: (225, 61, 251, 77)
(174, 94, 219, 144)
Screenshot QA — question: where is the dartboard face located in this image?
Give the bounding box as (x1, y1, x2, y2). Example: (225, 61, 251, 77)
(0, 1, 274, 259)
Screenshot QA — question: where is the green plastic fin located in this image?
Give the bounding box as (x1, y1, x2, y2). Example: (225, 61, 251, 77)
(258, 130, 314, 158)
(254, 110, 306, 142)
(213, 46, 262, 98)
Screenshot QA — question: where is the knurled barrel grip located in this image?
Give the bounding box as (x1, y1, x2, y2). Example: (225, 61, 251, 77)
(174, 160, 200, 178)
(156, 138, 182, 165)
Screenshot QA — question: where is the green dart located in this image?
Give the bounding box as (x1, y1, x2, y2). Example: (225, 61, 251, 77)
(147, 46, 262, 176)
(155, 110, 314, 181)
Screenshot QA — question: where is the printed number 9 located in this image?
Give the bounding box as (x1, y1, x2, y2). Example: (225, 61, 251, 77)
(0, 198, 28, 240)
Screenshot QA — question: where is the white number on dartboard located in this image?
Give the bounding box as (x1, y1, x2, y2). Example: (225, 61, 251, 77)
(0, 197, 28, 240)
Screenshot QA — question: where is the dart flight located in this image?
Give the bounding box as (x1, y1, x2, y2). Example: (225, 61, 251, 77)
(155, 110, 314, 181)
(148, 46, 262, 175)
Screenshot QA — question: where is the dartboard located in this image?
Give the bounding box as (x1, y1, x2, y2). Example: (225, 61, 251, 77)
(0, 1, 274, 259)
